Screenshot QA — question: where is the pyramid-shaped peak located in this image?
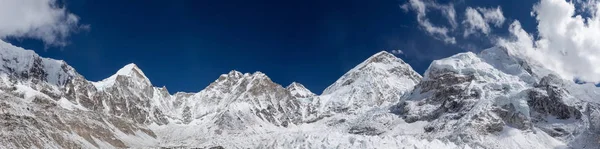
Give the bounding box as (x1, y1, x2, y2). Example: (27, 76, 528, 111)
(115, 63, 147, 79)
(369, 50, 397, 60)
(322, 50, 422, 95)
(358, 51, 407, 68)
(286, 82, 306, 89)
(373, 51, 394, 57)
(93, 63, 151, 90)
(286, 82, 315, 98)
(349, 51, 411, 71)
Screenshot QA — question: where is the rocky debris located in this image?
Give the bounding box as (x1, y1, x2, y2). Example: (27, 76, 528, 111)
(348, 126, 384, 136)
(209, 146, 225, 149)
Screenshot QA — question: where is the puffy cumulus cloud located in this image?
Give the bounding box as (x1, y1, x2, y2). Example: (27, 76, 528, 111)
(0, 0, 87, 47)
(402, 0, 457, 44)
(463, 7, 505, 37)
(499, 0, 600, 83)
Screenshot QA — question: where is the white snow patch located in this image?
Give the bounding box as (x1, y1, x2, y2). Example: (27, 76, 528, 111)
(57, 98, 88, 111)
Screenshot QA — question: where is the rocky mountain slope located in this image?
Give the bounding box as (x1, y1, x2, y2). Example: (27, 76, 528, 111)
(393, 47, 600, 148)
(1, 39, 599, 149)
(0, 40, 158, 148)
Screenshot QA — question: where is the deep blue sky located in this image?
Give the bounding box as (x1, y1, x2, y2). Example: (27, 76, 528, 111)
(7, 0, 540, 94)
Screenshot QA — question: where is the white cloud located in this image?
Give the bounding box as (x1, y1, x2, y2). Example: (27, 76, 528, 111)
(463, 6, 506, 37)
(463, 7, 489, 36)
(430, 3, 458, 28)
(390, 49, 404, 55)
(499, 0, 600, 83)
(477, 7, 506, 27)
(402, 0, 457, 44)
(0, 0, 86, 46)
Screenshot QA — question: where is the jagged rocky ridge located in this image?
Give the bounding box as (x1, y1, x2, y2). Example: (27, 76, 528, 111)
(1, 39, 599, 148)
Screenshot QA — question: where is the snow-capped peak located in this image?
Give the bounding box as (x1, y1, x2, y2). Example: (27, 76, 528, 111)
(353, 51, 398, 69)
(93, 63, 152, 90)
(322, 51, 421, 95)
(0, 40, 76, 86)
(286, 82, 316, 98)
(114, 63, 148, 79)
(251, 71, 268, 79)
(316, 51, 422, 113)
(226, 70, 244, 78)
(286, 82, 307, 89)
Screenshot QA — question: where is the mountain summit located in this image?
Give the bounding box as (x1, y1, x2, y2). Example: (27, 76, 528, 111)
(286, 82, 315, 98)
(92, 63, 152, 90)
(316, 51, 422, 113)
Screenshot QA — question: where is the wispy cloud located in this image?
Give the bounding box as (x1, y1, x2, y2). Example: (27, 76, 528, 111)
(477, 7, 506, 27)
(463, 6, 505, 37)
(390, 49, 404, 55)
(0, 0, 87, 47)
(401, 0, 457, 44)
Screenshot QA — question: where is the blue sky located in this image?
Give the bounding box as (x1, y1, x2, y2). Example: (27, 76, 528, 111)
(5, 0, 596, 93)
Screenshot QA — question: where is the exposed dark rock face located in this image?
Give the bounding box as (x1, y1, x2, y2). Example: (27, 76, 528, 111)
(398, 70, 479, 124)
(348, 126, 383, 136)
(528, 89, 581, 120)
(492, 104, 530, 130)
(520, 75, 585, 141)
(64, 75, 99, 108)
(209, 146, 225, 149)
(528, 75, 582, 120)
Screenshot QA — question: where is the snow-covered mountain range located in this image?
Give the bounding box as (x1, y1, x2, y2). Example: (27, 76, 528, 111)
(0, 39, 599, 149)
